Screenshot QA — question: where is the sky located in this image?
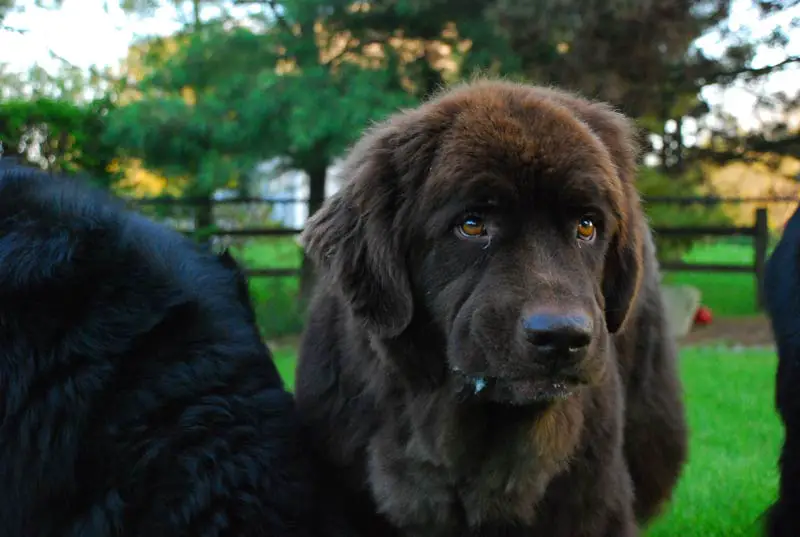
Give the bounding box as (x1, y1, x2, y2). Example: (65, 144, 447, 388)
(0, 0, 798, 132)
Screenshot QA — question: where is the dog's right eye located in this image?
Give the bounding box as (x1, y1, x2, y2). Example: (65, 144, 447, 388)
(457, 215, 488, 239)
(576, 216, 597, 242)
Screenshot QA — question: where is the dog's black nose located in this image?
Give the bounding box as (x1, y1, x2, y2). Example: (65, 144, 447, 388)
(522, 312, 593, 355)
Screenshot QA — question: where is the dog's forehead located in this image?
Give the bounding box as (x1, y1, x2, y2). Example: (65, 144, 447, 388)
(420, 87, 621, 209)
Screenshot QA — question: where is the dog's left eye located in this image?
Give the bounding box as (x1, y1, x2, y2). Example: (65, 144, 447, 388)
(576, 216, 597, 242)
(457, 215, 488, 239)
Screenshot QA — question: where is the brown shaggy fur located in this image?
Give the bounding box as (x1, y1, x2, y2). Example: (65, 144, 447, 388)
(295, 79, 688, 537)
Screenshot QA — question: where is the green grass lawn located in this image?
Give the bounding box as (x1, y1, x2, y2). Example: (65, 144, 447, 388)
(646, 346, 780, 537)
(663, 239, 769, 317)
(271, 345, 782, 536)
(225, 237, 306, 338)
(272, 346, 298, 388)
(234, 238, 303, 270)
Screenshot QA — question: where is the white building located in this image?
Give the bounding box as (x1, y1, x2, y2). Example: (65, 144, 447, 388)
(250, 157, 345, 229)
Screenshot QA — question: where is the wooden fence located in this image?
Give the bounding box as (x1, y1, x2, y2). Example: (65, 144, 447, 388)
(128, 196, 305, 278)
(129, 195, 799, 310)
(644, 195, 797, 309)
(652, 207, 769, 308)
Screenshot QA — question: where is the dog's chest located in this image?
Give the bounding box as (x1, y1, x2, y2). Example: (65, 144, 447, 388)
(365, 398, 584, 535)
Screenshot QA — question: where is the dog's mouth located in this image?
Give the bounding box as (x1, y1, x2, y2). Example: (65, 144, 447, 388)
(451, 367, 581, 406)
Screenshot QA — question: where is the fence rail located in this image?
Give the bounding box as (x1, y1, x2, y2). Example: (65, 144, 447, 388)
(651, 225, 757, 237)
(205, 228, 302, 237)
(129, 196, 796, 309)
(653, 207, 771, 308)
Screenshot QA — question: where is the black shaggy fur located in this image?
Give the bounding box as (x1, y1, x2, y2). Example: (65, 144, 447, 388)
(0, 166, 353, 537)
(765, 203, 800, 537)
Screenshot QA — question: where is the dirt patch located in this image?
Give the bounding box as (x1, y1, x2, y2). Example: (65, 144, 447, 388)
(679, 315, 775, 347)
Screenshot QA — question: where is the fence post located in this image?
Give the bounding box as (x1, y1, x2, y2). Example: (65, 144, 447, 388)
(753, 207, 769, 310)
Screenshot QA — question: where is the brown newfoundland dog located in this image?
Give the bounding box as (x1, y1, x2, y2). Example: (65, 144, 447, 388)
(295, 79, 688, 537)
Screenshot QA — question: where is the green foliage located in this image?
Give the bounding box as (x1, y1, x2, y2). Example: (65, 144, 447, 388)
(117, 0, 165, 15)
(104, 95, 243, 193)
(0, 96, 122, 187)
(105, 24, 274, 196)
(107, 10, 418, 198)
(0, 64, 27, 97)
(277, 62, 417, 159)
(457, 16, 522, 78)
(638, 165, 732, 261)
(0, 0, 12, 21)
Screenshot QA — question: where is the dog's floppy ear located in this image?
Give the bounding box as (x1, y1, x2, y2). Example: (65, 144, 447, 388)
(602, 209, 644, 333)
(301, 116, 440, 339)
(567, 98, 645, 333)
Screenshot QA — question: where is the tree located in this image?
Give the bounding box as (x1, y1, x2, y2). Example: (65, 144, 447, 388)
(0, 0, 12, 22)
(0, 36, 128, 185)
(100, 1, 257, 231)
(105, 2, 417, 297)
(689, 88, 800, 181)
(317, 0, 800, 178)
(0, 96, 122, 187)
(0, 63, 27, 97)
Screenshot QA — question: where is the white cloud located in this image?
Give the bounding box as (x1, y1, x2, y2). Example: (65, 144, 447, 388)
(0, 0, 181, 74)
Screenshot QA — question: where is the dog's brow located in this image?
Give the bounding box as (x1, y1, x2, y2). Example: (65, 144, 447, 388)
(458, 177, 517, 206)
(551, 175, 617, 211)
(422, 173, 516, 216)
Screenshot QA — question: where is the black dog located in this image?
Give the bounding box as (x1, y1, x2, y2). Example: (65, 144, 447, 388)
(765, 202, 800, 537)
(0, 166, 352, 537)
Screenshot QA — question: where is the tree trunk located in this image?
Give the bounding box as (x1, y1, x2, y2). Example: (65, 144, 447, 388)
(660, 122, 671, 174)
(192, 0, 202, 30)
(299, 159, 328, 310)
(189, 1, 210, 242)
(673, 115, 684, 174)
(306, 161, 327, 221)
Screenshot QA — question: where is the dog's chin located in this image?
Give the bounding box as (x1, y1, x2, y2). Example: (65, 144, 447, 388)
(452, 369, 581, 407)
(492, 377, 579, 406)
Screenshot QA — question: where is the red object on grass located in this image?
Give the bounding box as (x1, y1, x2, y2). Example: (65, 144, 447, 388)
(694, 305, 713, 326)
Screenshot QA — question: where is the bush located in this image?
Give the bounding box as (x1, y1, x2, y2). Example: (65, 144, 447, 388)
(0, 97, 121, 187)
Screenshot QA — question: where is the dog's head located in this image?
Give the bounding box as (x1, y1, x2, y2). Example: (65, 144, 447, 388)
(303, 80, 644, 406)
